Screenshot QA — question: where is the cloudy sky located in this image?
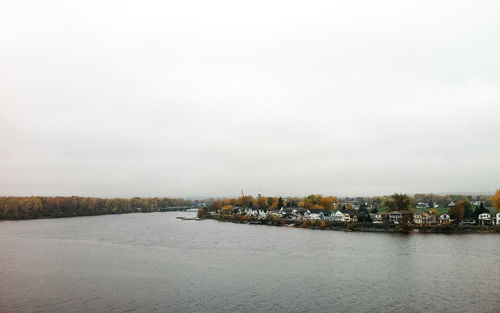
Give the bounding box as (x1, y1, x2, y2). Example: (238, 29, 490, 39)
(1, 0, 499, 198)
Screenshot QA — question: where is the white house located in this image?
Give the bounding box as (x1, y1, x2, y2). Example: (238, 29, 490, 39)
(478, 213, 491, 225)
(462, 217, 476, 225)
(389, 211, 402, 224)
(333, 211, 344, 222)
(439, 214, 451, 224)
(308, 212, 321, 220)
(343, 213, 351, 222)
(246, 208, 259, 217)
(496, 213, 500, 225)
(370, 214, 383, 224)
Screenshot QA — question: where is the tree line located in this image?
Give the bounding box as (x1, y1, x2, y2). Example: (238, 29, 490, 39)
(0, 196, 193, 220)
(2, 190, 499, 221)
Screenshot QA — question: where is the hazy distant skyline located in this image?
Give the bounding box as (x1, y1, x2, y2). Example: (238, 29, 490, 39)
(1, 0, 499, 198)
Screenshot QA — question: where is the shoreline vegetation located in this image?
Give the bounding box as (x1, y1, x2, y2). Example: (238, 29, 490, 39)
(0, 196, 196, 220)
(1, 191, 500, 235)
(197, 191, 500, 234)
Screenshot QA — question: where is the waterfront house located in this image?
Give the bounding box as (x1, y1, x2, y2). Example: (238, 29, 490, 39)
(414, 213, 423, 226)
(416, 210, 437, 226)
(307, 209, 322, 220)
(389, 211, 402, 224)
(370, 213, 383, 224)
(343, 213, 351, 223)
(308, 209, 331, 221)
(462, 217, 476, 225)
(422, 211, 437, 225)
(291, 208, 309, 220)
(333, 210, 344, 222)
(246, 208, 259, 217)
(478, 213, 491, 225)
(259, 210, 268, 219)
(389, 211, 413, 225)
(439, 214, 451, 224)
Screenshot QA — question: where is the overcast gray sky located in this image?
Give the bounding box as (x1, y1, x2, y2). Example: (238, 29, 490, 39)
(1, 0, 499, 198)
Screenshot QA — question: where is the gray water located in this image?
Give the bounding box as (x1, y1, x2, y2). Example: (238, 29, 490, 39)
(0, 212, 499, 313)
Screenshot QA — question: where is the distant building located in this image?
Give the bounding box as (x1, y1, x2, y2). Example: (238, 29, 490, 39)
(389, 211, 402, 224)
(370, 213, 383, 224)
(440, 214, 451, 224)
(478, 213, 491, 225)
(462, 217, 476, 225)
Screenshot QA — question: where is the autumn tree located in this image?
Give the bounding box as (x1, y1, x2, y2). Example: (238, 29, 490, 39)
(255, 196, 269, 210)
(384, 193, 413, 212)
(238, 196, 253, 208)
(492, 189, 500, 212)
(320, 196, 338, 211)
(210, 200, 222, 212)
(448, 202, 465, 222)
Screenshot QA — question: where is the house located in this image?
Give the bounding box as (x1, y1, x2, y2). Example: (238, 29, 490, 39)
(414, 213, 423, 226)
(343, 213, 351, 223)
(462, 217, 476, 225)
(306, 209, 322, 220)
(439, 214, 451, 224)
(290, 208, 308, 220)
(400, 211, 414, 225)
(496, 213, 500, 225)
(416, 202, 429, 209)
(425, 211, 437, 225)
(389, 211, 413, 225)
(309, 209, 331, 221)
(448, 202, 455, 207)
(246, 208, 259, 217)
(333, 210, 344, 222)
(420, 210, 437, 225)
(389, 211, 402, 224)
(478, 213, 491, 225)
(370, 213, 383, 224)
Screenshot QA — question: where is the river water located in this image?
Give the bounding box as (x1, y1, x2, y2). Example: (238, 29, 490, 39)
(0, 212, 499, 313)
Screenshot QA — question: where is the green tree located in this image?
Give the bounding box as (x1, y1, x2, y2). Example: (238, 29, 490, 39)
(277, 197, 284, 210)
(473, 201, 489, 220)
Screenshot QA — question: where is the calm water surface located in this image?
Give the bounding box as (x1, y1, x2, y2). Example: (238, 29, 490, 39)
(1, 212, 499, 313)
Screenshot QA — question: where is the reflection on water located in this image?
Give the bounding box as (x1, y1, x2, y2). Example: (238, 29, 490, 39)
(1, 212, 499, 313)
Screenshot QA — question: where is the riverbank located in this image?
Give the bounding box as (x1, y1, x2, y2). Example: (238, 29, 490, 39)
(202, 214, 500, 234)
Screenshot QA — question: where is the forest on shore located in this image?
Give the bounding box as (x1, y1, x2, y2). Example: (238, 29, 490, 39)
(0, 196, 193, 220)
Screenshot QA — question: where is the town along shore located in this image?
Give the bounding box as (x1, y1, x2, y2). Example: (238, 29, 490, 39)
(198, 209, 500, 234)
